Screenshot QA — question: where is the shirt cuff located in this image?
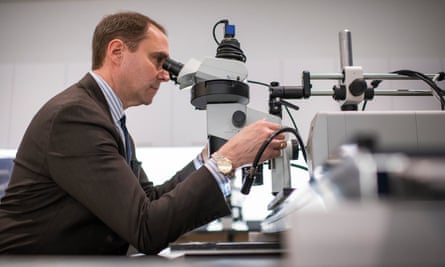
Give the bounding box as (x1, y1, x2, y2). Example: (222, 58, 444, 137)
(193, 153, 204, 170)
(204, 158, 232, 198)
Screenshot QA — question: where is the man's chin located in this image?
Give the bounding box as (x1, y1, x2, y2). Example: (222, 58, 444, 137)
(142, 98, 154, 106)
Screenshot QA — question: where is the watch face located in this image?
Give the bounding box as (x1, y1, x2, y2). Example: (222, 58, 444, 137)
(213, 153, 233, 175)
(218, 161, 232, 174)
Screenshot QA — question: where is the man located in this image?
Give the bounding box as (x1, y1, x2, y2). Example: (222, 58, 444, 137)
(0, 12, 286, 255)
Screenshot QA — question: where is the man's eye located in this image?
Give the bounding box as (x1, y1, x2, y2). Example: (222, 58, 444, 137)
(152, 56, 164, 69)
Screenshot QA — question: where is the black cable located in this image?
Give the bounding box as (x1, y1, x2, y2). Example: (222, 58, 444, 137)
(243, 79, 310, 194)
(285, 105, 298, 131)
(362, 80, 381, 111)
(436, 72, 445, 82)
(212, 19, 228, 45)
(263, 161, 309, 171)
(216, 42, 247, 62)
(291, 163, 309, 171)
(247, 80, 270, 87)
(247, 79, 303, 154)
(283, 103, 311, 169)
(212, 19, 246, 62)
(361, 100, 368, 111)
(283, 104, 309, 163)
(392, 69, 445, 110)
(247, 79, 305, 159)
(247, 78, 307, 163)
(241, 127, 307, 194)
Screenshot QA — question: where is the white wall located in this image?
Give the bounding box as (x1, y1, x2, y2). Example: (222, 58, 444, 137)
(1, 0, 444, 149)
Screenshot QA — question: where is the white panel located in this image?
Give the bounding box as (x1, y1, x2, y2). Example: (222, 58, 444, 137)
(285, 57, 337, 91)
(171, 86, 207, 147)
(286, 202, 445, 266)
(286, 96, 339, 142)
(9, 64, 66, 148)
(0, 64, 13, 148)
(307, 111, 445, 171)
(65, 63, 90, 87)
(136, 146, 201, 184)
(126, 83, 174, 147)
(364, 95, 394, 111)
(391, 95, 439, 111)
(246, 58, 282, 113)
(417, 111, 445, 148)
(0, 0, 444, 148)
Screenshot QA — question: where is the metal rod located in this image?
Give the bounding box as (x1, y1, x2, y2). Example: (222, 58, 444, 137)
(309, 73, 438, 80)
(339, 29, 353, 69)
(310, 90, 432, 96)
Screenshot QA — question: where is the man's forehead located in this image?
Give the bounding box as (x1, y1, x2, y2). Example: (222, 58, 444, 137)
(145, 26, 169, 55)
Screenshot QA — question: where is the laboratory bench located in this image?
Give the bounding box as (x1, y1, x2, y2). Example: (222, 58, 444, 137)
(0, 254, 284, 267)
(0, 227, 285, 266)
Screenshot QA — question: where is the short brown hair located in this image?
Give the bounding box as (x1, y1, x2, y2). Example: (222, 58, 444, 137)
(91, 12, 166, 69)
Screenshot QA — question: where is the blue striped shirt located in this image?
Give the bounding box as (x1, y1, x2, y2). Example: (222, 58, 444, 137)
(89, 71, 231, 197)
(89, 71, 126, 147)
(193, 152, 232, 197)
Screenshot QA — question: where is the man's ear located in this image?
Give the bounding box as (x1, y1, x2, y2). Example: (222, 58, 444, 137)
(108, 39, 125, 65)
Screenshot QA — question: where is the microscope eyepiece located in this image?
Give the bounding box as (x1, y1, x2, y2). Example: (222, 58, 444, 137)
(162, 58, 184, 82)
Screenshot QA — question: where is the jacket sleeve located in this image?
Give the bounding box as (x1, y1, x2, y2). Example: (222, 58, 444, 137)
(46, 104, 231, 254)
(129, 148, 199, 201)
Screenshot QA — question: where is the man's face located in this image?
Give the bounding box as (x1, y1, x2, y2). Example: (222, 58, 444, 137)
(118, 26, 170, 108)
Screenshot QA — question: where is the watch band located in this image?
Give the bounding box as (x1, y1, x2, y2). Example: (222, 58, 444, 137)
(211, 152, 235, 178)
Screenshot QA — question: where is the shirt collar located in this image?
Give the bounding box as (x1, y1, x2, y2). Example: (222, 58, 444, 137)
(89, 71, 125, 123)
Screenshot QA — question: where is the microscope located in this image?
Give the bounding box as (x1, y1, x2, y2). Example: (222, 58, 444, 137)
(332, 30, 375, 110)
(163, 20, 308, 217)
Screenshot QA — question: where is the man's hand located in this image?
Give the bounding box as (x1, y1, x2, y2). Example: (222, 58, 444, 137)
(216, 120, 286, 169)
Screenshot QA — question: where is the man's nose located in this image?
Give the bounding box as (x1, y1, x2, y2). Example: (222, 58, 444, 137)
(158, 69, 170, 82)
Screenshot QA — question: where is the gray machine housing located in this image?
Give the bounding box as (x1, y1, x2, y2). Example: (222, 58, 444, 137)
(306, 111, 445, 174)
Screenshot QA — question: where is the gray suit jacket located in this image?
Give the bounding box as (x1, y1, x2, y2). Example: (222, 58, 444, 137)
(0, 74, 230, 254)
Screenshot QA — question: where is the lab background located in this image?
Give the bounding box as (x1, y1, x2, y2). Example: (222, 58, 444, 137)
(0, 0, 444, 220)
